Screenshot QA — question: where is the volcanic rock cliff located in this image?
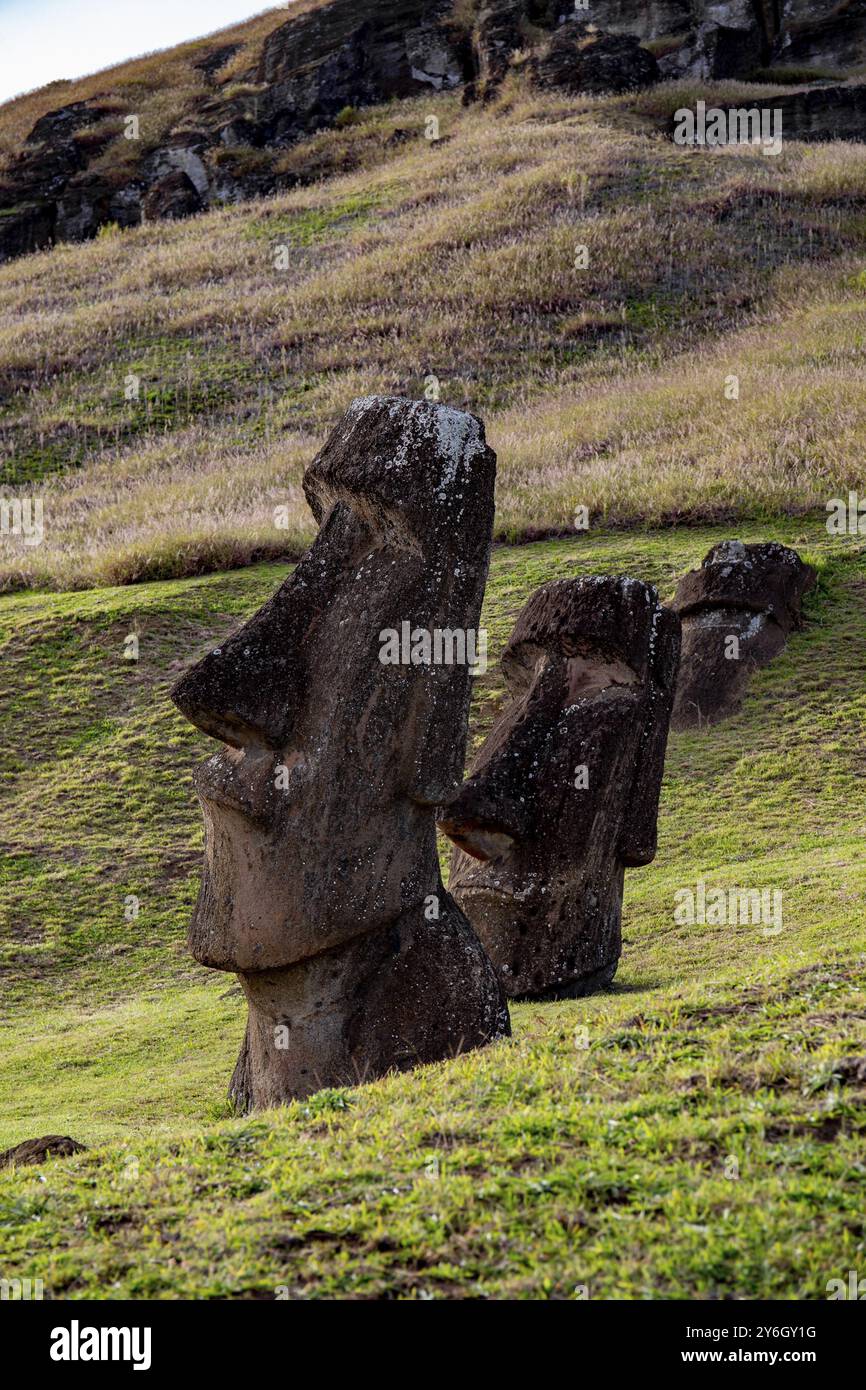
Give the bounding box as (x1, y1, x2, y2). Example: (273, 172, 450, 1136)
(2, 0, 866, 264)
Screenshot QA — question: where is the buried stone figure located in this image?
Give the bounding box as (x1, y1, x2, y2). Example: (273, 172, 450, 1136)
(172, 397, 510, 1111)
(670, 540, 816, 730)
(438, 577, 681, 1001)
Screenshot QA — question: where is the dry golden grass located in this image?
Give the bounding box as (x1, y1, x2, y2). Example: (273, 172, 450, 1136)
(0, 7, 297, 161)
(2, 76, 866, 589)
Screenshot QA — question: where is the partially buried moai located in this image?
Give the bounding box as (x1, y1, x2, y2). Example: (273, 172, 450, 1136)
(172, 396, 510, 1111)
(670, 540, 815, 730)
(438, 577, 681, 1001)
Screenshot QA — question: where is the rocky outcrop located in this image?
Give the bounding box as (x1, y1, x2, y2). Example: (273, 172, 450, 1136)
(143, 170, 203, 221)
(777, 0, 866, 72)
(0, 94, 135, 253)
(407, 16, 466, 89)
(0, 201, 56, 261)
(55, 172, 142, 242)
(4, 0, 866, 264)
(547, 1, 754, 78)
(531, 20, 661, 93)
(670, 78, 866, 145)
(253, 0, 465, 145)
(551, 0, 866, 78)
(472, 2, 526, 95)
(0, 1134, 87, 1168)
(0, 2, 469, 262)
(727, 79, 866, 142)
(696, 0, 767, 79)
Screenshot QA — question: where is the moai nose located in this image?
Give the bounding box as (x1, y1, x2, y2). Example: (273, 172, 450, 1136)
(437, 704, 548, 860)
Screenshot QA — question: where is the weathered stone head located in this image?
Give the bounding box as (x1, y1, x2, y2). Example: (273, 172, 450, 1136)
(172, 396, 509, 1110)
(670, 540, 816, 730)
(438, 576, 681, 1000)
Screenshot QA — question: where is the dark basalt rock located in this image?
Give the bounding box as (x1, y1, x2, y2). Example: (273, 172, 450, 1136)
(777, 0, 866, 72)
(439, 576, 680, 1001)
(10, 131, 88, 198)
(0, 1134, 87, 1169)
(217, 115, 261, 147)
(0, 201, 56, 261)
(472, 1, 526, 96)
(670, 540, 816, 730)
(547, 2, 762, 79)
(143, 171, 203, 222)
(531, 21, 661, 94)
(6, 2, 866, 264)
(723, 81, 866, 143)
(0, 97, 113, 259)
(192, 44, 241, 82)
(25, 100, 105, 147)
(578, 0, 866, 79)
(143, 133, 212, 203)
(56, 172, 143, 242)
(172, 396, 510, 1110)
(698, 2, 765, 79)
(255, 1, 463, 145)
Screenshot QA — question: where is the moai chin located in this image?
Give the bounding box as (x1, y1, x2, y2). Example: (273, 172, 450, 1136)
(172, 396, 510, 1111)
(438, 576, 681, 1001)
(670, 540, 816, 730)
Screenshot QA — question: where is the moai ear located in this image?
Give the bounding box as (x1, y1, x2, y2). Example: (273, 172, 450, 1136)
(617, 605, 681, 867)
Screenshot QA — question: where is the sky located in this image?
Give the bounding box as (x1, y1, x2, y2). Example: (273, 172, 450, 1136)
(0, 0, 287, 104)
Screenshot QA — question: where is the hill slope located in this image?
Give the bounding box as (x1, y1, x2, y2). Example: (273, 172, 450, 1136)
(3, 75, 866, 591)
(1, 525, 865, 1297)
(2, 1, 866, 1303)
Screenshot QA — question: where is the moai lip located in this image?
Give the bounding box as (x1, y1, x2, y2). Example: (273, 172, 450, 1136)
(438, 576, 681, 1001)
(670, 540, 816, 730)
(171, 396, 510, 1110)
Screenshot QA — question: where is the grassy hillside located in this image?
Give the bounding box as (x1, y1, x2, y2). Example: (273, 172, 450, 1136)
(1, 523, 865, 1298)
(2, 1, 865, 1303)
(0, 6, 293, 162)
(3, 74, 866, 590)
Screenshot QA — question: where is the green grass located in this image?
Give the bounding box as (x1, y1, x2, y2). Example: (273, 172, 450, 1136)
(1, 0, 864, 1303)
(1, 334, 258, 486)
(242, 192, 383, 247)
(1, 523, 865, 1298)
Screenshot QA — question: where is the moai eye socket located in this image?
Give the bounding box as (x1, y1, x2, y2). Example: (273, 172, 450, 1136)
(561, 651, 641, 701)
(507, 638, 641, 701)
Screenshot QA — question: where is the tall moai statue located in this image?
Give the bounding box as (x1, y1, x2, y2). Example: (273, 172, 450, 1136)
(439, 577, 681, 1000)
(670, 540, 815, 730)
(172, 397, 510, 1111)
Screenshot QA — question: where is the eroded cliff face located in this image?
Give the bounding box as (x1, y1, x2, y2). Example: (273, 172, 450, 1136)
(252, 0, 467, 144)
(779, 0, 866, 68)
(553, 1, 866, 78)
(2, 0, 866, 264)
(0, 0, 467, 263)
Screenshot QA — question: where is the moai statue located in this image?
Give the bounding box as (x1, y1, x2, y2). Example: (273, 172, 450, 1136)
(438, 577, 681, 1001)
(670, 540, 815, 730)
(172, 397, 510, 1111)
